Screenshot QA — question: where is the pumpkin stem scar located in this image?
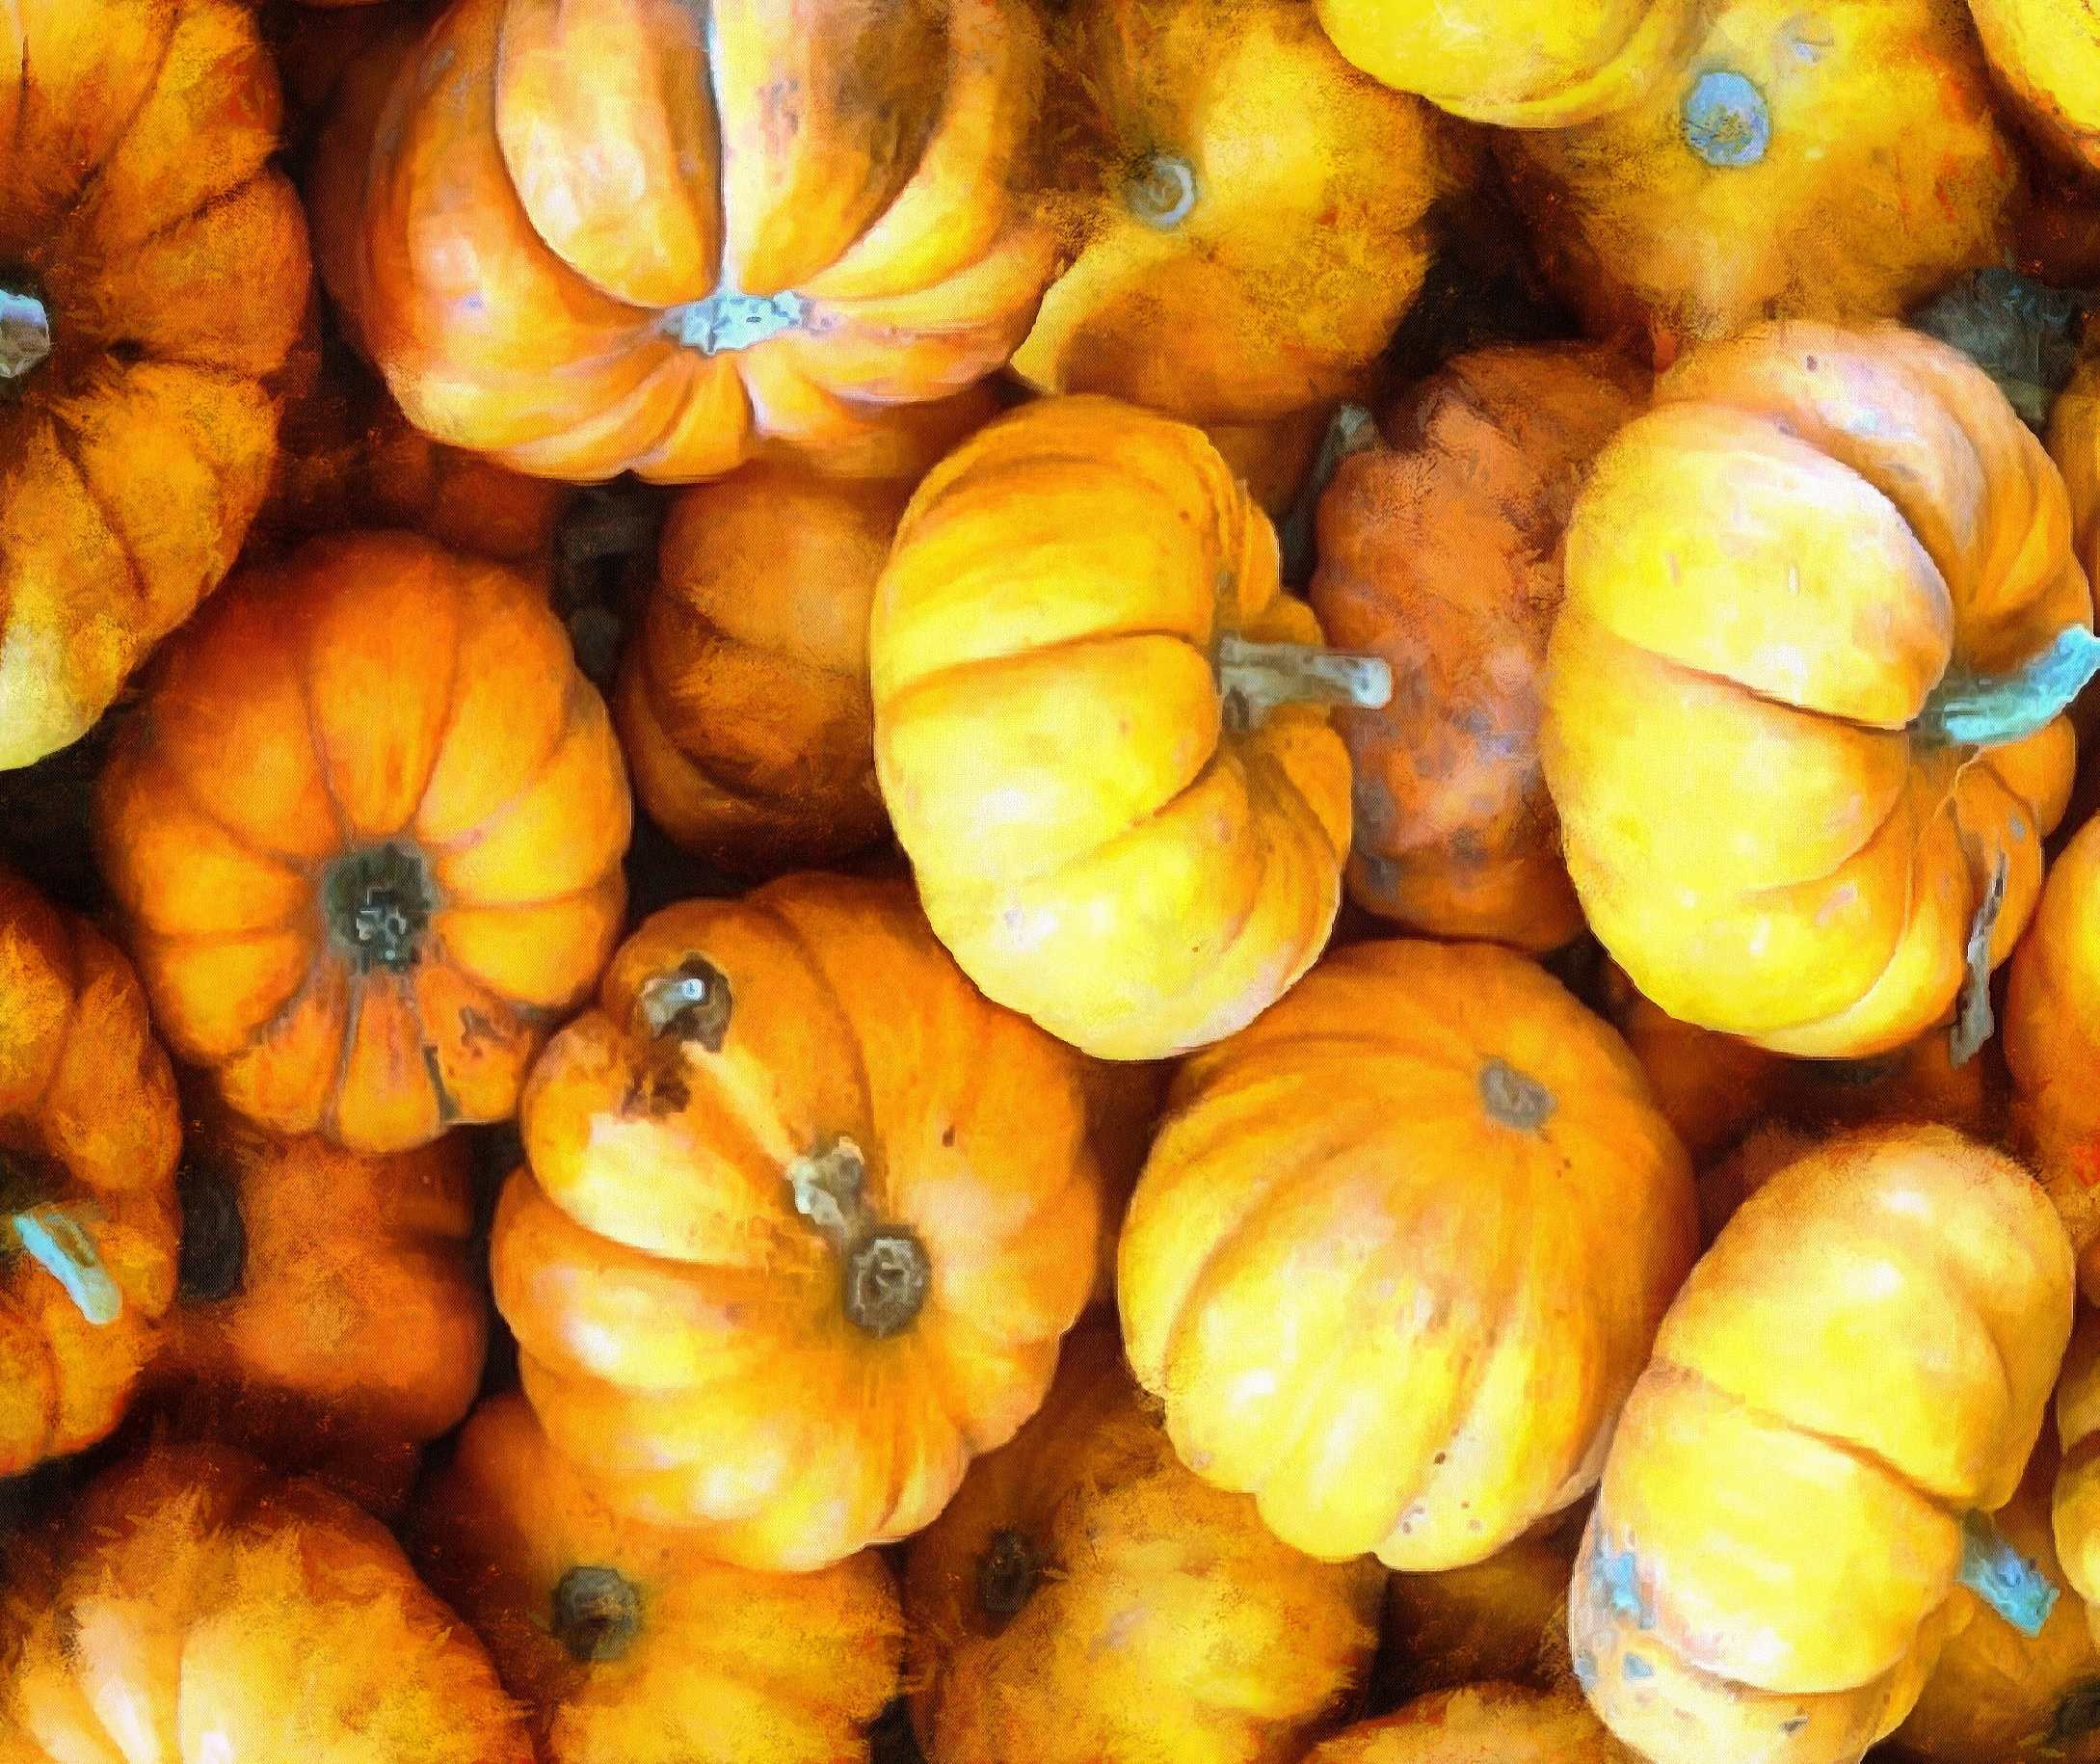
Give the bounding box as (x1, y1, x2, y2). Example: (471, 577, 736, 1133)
(976, 1528, 1043, 1619)
(1214, 633, 1393, 733)
(1479, 1057, 1556, 1131)
(1915, 627, 2100, 750)
(1959, 1510, 2059, 1637)
(8, 1205, 120, 1326)
(1125, 151, 1197, 228)
(786, 1136, 931, 1339)
(0, 283, 51, 383)
(175, 1162, 247, 1303)
(1950, 853, 2007, 1069)
(1680, 69, 1770, 169)
(551, 1565, 642, 1663)
(322, 842, 434, 975)
(669, 287, 809, 354)
(637, 955, 733, 1052)
(1910, 269, 2098, 433)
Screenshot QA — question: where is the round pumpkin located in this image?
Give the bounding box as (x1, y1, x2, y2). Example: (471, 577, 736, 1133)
(1379, 1515, 1583, 1704)
(93, 530, 630, 1153)
(1305, 1685, 1638, 1762)
(1570, 1123, 2074, 1762)
(1968, 0, 2100, 178)
(1542, 322, 2091, 1060)
(308, 0, 1054, 483)
(904, 1325, 1383, 1764)
(492, 872, 1103, 1570)
(1012, 0, 1456, 425)
(0, 0, 311, 769)
(872, 394, 1389, 1061)
(2057, 1312, 2100, 1642)
(2052, 344, 2100, 598)
(145, 1094, 486, 1515)
(1309, 342, 1647, 950)
(0, 1440, 530, 1759)
(1119, 937, 1697, 1570)
(1203, 406, 1334, 522)
(411, 1392, 903, 1763)
(0, 867, 180, 1475)
(1498, 0, 2016, 358)
(614, 461, 895, 875)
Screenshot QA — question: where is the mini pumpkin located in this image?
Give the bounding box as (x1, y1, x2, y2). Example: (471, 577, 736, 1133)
(2058, 1314, 2100, 1639)
(1203, 406, 1333, 521)
(0, 1440, 530, 1760)
(1119, 937, 1697, 1570)
(1379, 1514, 1582, 1704)
(93, 529, 631, 1153)
(904, 1326, 1383, 1764)
(1310, 342, 1647, 950)
(1498, 0, 2016, 358)
(0, 867, 181, 1475)
(872, 394, 1390, 1060)
(1571, 1124, 2074, 1762)
(1542, 322, 2092, 1059)
(492, 872, 1103, 1570)
(1305, 1684, 1638, 1762)
(1967, 1, 2100, 179)
(0, 0, 310, 768)
(309, 0, 1054, 482)
(2052, 343, 2100, 597)
(411, 1392, 903, 1763)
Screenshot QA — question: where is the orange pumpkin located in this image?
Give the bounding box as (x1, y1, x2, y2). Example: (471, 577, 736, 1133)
(1542, 322, 2091, 1060)
(1968, 0, 2100, 178)
(873, 394, 1389, 1061)
(1203, 406, 1335, 522)
(614, 461, 895, 874)
(309, 0, 1055, 483)
(145, 1094, 486, 1515)
(492, 872, 1103, 1570)
(2053, 342, 2100, 599)
(1571, 1124, 2074, 1762)
(904, 1326, 1384, 1764)
(0, 1441, 530, 1759)
(1379, 1514, 1582, 1703)
(1498, 0, 2016, 359)
(411, 1392, 903, 1763)
(0, 0, 311, 769)
(1119, 937, 1697, 1570)
(1305, 1684, 1637, 1762)
(0, 867, 181, 1475)
(2057, 1317, 2100, 1673)
(93, 529, 631, 1154)
(1309, 342, 1647, 950)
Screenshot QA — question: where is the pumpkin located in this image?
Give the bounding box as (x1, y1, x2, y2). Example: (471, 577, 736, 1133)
(613, 461, 895, 875)
(1497, 0, 2016, 359)
(1968, 1, 2100, 179)
(1379, 1514, 1582, 1703)
(1012, 0, 1457, 426)
(0, 867, 181, 1475)
(1205, 405, 1334, 522)
(492, 872, 1103, 1570)
(0, 0, 311, 769)
(903, 1326, 1384, 1764)
(1119, 937, 1698, 1569)
(2052, 344, 2100, 598)
(145, 1093, 486, 1515)
(93, 529, 631, 1154)
(1570, 1124, 2074, 1762)
(1309, 342, 1647, 950)
(308, 0, 1055, 483)
(1304, 1684, 1637, 1762)
(410, 1392, 903, 1763)
(1542, 322, 2092, 1060)
(1313, 0, 1699, 128)
(2060, 1311, 2100, 1626)
(872, 394, 1390, 1061)
(0, 1440, 531, 1760)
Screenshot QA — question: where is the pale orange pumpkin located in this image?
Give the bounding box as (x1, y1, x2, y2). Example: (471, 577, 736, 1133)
(1305, 1684, 1638, 1762)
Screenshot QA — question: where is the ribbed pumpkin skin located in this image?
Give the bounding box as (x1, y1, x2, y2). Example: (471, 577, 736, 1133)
(1967, 0, 2100, 177)
(1119, 937, 1697, 1571)
(411, 1393, 904, 1764)
(904, 1327, 1384, 1764)
(309, 0, 1055, 483)
(2057, 1313, 2100, 1657)
(1305, 1685, 1639, 1762)
(1571, 1125, 2075, 1763)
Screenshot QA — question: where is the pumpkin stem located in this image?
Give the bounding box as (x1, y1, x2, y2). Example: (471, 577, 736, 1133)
(551, 1565, 642, 1663)
(636, 955, 733, 1052)
(976, 1528, 1043, 1619)
(1125, 151, 1197, 229)
(1959, 1510, 2059, 1637)
(1680, 69, 1770, 169)
(175, 1162, 247, 1303)
(1479, 1058, 1556, 1132)
(669, 286, 809, 355)
(1911, 268, 2096, 432)
(322, 842, 434, 975)
(1950, 854, 2008, 1069)
(0, 284, 51, 383)
(1914, 628, 2100, 750)
(786, 1136, 931, 1340)
(1214, 633, 1392, 733)
(9, 1206, 120, 1327)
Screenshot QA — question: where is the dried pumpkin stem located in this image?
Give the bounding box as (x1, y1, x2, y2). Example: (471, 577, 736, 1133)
(786, 1136, 930, 1340)
(322, 842, 434, 975)
(0, 284, 51, 383)
(8, 1206, 120, 1327)
(1680, 69, 1770, 169)
(1915, 628, 2100, 750)
(551, 1565, 642, 1663)
(1125, 151, 1198, 228)
(1958, 1510, 2059, 1638)
(1215, 633, 1393, 733)
(175, 1163, 247, 1303)
(1911, 268, 2097, 433)
(976, 1528, 1043, 1618)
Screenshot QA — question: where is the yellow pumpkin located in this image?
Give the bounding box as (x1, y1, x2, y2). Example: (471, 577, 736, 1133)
(1379, 1514, 1583, 1703)
(2055, 1311, 2100, 1654)
(1305, 1684, 1639, 1762)
(1967, 0, 2100, 178)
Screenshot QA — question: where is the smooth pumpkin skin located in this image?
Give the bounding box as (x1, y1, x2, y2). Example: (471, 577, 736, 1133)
(410, 1393, 903, 1764)
(1499, 0, 2015, 358)
(0, 0, 311, 769)
(0, 1441, 531, 1761)
(904, 1326, 1384, 1764)
(0, 869, 180, 1475)
(1542, 322, 2090, 1058)
(309, 0, 1054, 483)
(93, 529, 631, 1154)
(1119, 938, 1697, 1570)
(1305, 1684, 1638, 1762)
(1379, 1515, 1582, 1703)
(1571, 1124, 2074, 1763)
(1968, 0, 2100, 178)
(1309, 343, 1648, 950)
(614, 461, 896, 875)
(872, 394, 1361, 1061)
(145, 1096, 486, 1516)
(493, 872, 1103, 1570)
(1013, 0, 1456, 425)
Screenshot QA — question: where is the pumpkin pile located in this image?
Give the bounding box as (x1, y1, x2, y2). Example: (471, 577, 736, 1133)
(9, 0, 2100, 1758)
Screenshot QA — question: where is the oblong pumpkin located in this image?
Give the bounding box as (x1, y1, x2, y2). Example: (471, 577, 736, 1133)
(1119, 937, 1698, 1570)
(1571, 1124, 2074, 1762)
(1542, 322, 2091, 1059)
(93, 529, 631, 1153)
(492, 872, 1103, 1570)
(1305, 1684, 1638, 1762)
(872, 394, 1383, 1061)
(1967, 0, 2100, 178)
